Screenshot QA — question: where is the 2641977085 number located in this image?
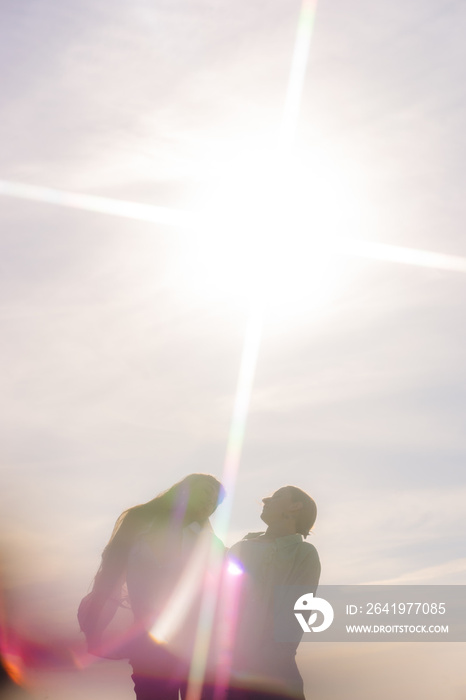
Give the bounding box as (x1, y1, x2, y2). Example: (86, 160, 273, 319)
(366, 602, 446, 615)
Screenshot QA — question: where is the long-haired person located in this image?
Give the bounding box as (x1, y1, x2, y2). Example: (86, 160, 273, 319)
(225, 486, 320, 700)
(80, 473, 225, 700)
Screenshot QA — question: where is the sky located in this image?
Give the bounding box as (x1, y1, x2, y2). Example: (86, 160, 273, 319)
(1, 0, 466, 698)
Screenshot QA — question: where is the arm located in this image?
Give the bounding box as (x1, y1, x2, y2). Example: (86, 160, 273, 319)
(292, 543, 321, 592)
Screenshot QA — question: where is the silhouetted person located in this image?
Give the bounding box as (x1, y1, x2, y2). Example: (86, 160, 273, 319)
(79, 474, 225, 700)
(225, 486, 320, 700)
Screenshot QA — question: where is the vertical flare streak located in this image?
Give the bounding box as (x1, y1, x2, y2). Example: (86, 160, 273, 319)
(185, 3, 319, 700)
(279, 0, 318, 153)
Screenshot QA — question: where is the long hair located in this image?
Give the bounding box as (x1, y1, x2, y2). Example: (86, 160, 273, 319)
(92, 473, 225, 596)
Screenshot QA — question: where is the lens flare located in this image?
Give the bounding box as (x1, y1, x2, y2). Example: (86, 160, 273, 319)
(185, 3, 320, 699)
(227, 560, 244, 577)
(0, 179, 188, 227)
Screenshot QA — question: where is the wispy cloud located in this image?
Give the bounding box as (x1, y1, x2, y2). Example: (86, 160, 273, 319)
(367, 557, 466, 584)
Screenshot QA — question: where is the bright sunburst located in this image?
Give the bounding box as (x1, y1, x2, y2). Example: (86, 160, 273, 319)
(176, 145, 366, 322)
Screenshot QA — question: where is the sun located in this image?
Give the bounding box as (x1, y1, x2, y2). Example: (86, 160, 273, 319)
(173, 143, 368, 324)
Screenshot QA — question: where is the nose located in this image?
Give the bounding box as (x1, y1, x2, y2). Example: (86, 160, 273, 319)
(262, 497, 270, 505)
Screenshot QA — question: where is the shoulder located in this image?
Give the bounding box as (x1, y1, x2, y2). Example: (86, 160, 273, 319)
(299, 540, 320, 566)
(243, 531, 265, 540)
(228, 532, 265, 559)
(229, 532, 265, 550)
(301, 540, 319, 555)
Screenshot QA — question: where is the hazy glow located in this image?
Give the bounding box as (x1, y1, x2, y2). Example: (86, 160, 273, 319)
(341, 238, 466, 273)
(182, 147, 364, 318)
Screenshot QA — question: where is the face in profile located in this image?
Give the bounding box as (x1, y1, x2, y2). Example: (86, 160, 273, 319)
(260, 487, 296, 525)
(187, 479, 222, 522)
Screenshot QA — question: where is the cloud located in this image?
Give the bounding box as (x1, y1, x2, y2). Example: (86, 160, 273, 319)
(368, 557, 466, 585)
(318, 486, 466, 584)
